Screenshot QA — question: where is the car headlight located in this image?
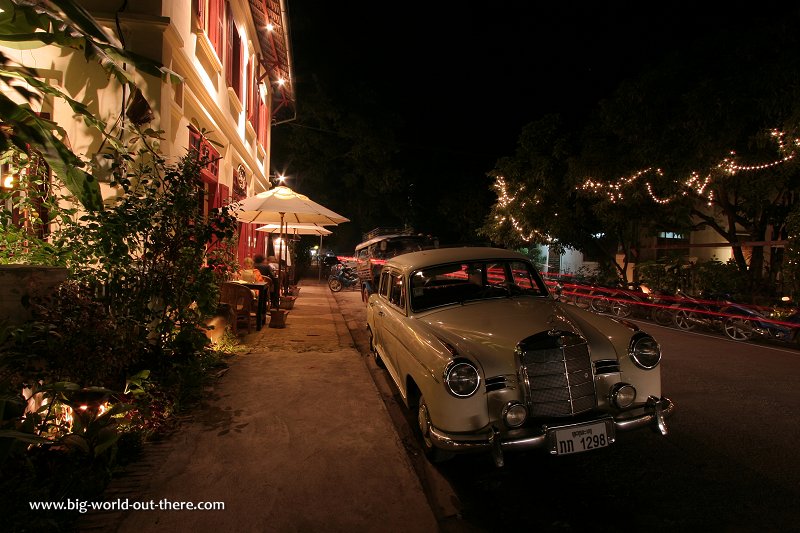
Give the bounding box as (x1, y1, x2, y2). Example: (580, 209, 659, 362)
(502, 402, 527, 427)
(443, 359, 481, 397)
(609, 383, 637, 408)
(629, 333, 661, 369)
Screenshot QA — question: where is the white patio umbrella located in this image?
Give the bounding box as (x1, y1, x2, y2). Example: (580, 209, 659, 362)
(255, 223, 332, 236)
(256, 223, 333, 282)
(235, 186, 349, 295)
(236, 186, 349, 226)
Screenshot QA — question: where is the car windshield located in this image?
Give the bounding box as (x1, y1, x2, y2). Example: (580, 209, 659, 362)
(409, 260, 549, 312)
(372, 237, 430, 259)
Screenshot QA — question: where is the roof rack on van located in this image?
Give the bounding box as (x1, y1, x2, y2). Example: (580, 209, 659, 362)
(361, 226, 415, 241)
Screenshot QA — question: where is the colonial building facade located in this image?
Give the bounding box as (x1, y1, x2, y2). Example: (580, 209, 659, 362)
(1, 0, 294, 261)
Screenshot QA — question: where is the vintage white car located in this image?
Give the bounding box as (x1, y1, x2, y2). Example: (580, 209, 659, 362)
(366, 247, 674, 466)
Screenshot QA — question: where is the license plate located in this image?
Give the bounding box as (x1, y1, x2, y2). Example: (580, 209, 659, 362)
(549, 420, 613, 455)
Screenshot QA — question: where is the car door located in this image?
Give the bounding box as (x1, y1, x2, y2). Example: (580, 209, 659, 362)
(377, 269, 408, 389)
(369, 269, 391, 357)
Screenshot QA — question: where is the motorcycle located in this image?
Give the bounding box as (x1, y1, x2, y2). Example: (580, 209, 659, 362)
(669, 291, 800, 342)
(328, 263, 359, 292)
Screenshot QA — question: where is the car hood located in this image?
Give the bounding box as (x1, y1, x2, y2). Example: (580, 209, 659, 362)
(417, 297, 637, 377)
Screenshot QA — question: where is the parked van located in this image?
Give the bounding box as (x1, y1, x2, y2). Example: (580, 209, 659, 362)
(355, 231, 438, 301)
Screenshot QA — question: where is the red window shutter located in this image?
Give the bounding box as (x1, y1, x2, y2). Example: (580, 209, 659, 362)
(208, 0, 223, 57)
(225, 1, 233, 87)
(207, 183, 217, 211)
(258, 94, 268, 146)
(215, 0, 225, 56)
(247, 58, 261, 132)
(246, 60, 254, 121)
(232, 23, 242, 98)
(216, 183, 230, 208)
(225, 2, 242, 99)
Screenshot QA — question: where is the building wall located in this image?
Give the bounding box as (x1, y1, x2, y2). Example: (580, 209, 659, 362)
(0, 0, 277, 206)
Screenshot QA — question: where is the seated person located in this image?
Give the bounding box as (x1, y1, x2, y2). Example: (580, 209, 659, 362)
(237, 257, 264, 283)
(254, 254, 278, 307)
(268, 255, 286, 289)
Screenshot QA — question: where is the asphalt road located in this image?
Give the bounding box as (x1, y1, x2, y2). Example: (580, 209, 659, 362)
(332, 288, 800, 532)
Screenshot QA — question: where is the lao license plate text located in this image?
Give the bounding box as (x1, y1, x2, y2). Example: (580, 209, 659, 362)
(552, 421, 610, 455)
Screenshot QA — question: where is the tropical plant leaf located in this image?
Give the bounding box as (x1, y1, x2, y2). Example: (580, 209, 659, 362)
(50, 0, 120, 46)
(0, 429, 51, 445)
(0, 94, 103, 210)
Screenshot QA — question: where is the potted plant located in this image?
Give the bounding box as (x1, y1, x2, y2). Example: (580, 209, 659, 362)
(269, 308, 288, 328)
(279, 294, 297, 310)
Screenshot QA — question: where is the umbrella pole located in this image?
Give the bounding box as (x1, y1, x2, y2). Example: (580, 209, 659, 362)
(278, 213, 284, 301)
(318, 234, 323, 283)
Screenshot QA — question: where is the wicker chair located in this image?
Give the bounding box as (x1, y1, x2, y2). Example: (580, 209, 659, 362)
(219, 282, 257, 334)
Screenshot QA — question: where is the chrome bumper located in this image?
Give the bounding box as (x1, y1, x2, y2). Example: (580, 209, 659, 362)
(428, 396, 675, 465)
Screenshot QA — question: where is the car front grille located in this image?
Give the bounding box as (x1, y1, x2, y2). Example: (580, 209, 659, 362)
(517, 331, 596, 417)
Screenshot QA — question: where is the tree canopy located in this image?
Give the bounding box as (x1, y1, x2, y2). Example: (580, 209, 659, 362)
(482, 9, 800, 291)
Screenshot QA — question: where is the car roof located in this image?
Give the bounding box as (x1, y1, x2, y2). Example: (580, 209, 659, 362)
(385, 247, 529, 273)
(354, 233, 427, 252)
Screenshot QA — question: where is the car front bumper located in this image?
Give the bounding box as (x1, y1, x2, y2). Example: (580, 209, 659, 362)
(428, 396, 675, 465)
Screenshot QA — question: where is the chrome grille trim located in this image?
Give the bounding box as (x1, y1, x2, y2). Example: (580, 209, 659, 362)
(485, 376, 508, 392)
(516, 330, 597, 417)
(594, 359, 621, 374)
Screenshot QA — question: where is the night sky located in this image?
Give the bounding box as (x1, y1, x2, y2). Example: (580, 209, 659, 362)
(280, 1, 787, 245)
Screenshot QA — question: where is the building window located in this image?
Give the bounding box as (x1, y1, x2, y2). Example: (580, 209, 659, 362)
(188, 126, 220, 216)
(197, 0, 225, 58)
(225, 1, 242, 99)
(657, 231, 690, 259)
(246, 57, 269, 144)
(258, 90, 268, 146)
(247, 58, 258, 130)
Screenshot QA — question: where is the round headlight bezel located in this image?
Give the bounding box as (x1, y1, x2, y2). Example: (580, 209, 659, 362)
(609, 383, 637, 408)
(629, 333, 661, 369)
(502, 402, 528, 428)
(443, 359, 481, 398)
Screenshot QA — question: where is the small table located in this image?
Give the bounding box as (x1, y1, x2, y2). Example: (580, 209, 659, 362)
(238, 281, 269, 330)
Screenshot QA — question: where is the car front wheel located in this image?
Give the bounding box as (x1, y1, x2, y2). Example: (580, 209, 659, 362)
(417, 396, 453, 463)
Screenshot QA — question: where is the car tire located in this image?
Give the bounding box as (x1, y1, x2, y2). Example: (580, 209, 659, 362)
(723, 317, 754, 341)
(417, 396, 453, 463)
(328, 278, 343, 292)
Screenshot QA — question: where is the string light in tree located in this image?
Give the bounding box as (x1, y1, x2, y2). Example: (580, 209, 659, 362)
(492, 176, 544, 242)
(575, 130, 800, 204)
(491, 129, 799, 241)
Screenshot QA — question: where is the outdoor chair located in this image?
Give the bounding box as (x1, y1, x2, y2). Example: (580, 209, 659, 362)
(219, 282, 257, 334)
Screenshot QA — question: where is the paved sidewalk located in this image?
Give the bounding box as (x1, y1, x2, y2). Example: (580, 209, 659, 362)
(82, 280, 438, 532)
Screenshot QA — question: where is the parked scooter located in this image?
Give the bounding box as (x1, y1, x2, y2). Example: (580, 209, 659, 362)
(668, 291, 796, 342)
(328, 263, 359, 292)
